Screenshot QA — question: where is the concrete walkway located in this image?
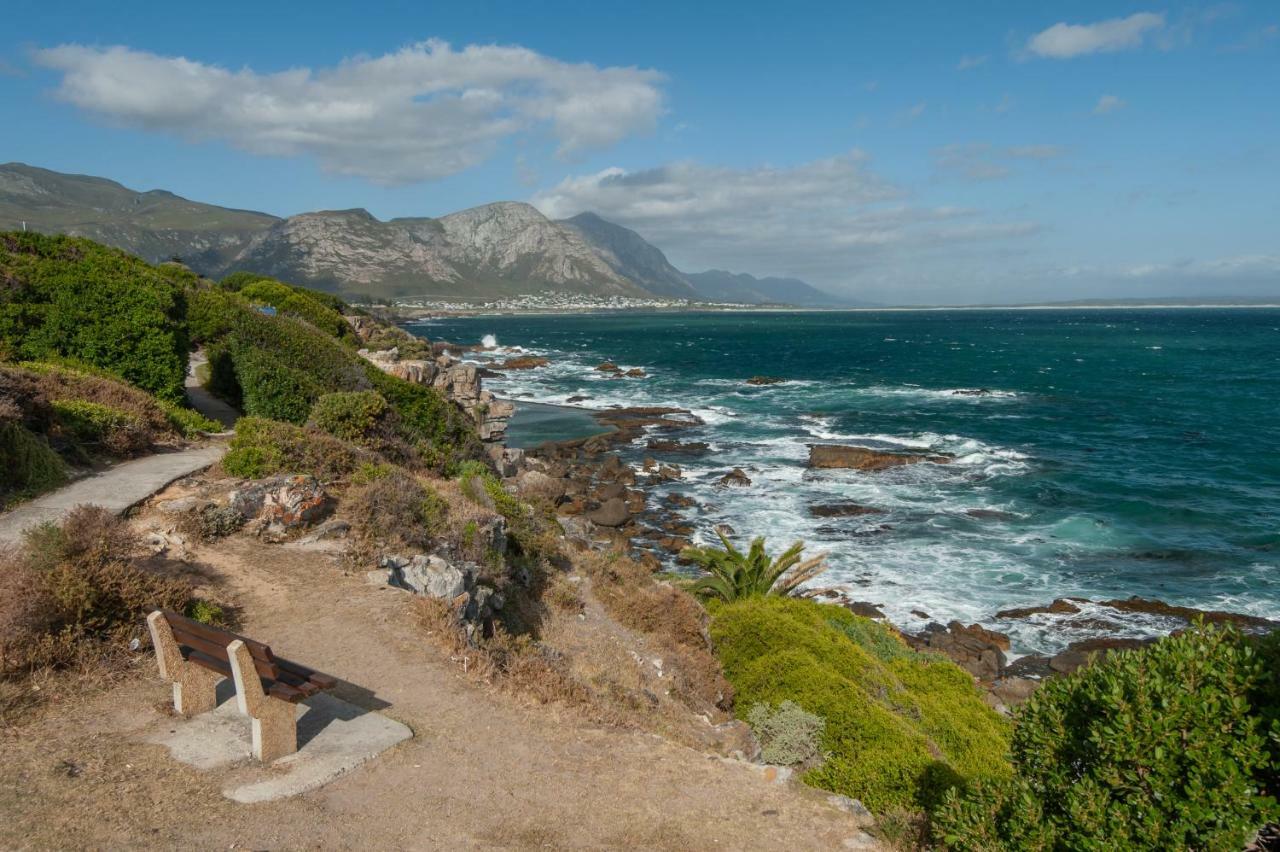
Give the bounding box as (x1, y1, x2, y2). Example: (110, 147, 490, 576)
(0, 444, 226, 544)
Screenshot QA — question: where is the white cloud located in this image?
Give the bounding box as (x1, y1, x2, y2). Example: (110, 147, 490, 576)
(956, 54, 989, 70)
(532, 153, 1039, 285)
(1094, 94, 1126, 114)
(33, 40, 665, 184)
(934, 143, 1066, 181)
(1027, 12, 1166, 59)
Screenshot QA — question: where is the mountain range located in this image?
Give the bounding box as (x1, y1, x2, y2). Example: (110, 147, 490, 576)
(0, 162, 855, 306)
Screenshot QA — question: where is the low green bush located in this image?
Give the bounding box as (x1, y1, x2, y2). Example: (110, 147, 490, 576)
(0, 421, 67, 505)
(711, 596, 1011, 811)
(0, 232, 190, 402)
(934, 623, 1280, 850)
(309, 390, 389, 443)
(222, 416, 360, 481)
(50, 399, 149, 457)
(158, 400, 221, 437)
(238, 278, 355, 343)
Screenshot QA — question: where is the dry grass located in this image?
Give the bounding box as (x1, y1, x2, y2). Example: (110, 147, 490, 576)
(0, 507, 195, 677)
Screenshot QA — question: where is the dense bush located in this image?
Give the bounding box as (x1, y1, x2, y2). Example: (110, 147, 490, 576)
(934, 623, 1280, 850)
(0, 420, 66, 505)
(221, 416, 360, 481)
(0, 233, 190, 402)
(0, 506, 200, 674)
(309, 390, 389, 443)
(711, 596, 1011, 811)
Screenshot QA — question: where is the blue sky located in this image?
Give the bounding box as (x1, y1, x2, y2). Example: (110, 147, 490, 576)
(2, 0, 1277, 304)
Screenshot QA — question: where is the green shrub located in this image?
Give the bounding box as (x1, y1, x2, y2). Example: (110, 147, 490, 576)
(0, 421, 67, 504)
(50, 399, 150, 456)
(711, 596, 1011, 811)
(747, 700, 827, 767)
(184, 599, 226, 626)
(239, 278, 355, 342)
(309, 390, 389, 443)
(158, 400, 221, 437)
(934, 623, 1280, 850)
(232, 345, 323, 423)
(0, 233, 190, 402)
(222, 416, 360, 481)
(350, 461, 396, 485)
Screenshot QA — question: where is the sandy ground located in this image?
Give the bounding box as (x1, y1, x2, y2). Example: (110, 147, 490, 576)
(0, 533, 873, 850)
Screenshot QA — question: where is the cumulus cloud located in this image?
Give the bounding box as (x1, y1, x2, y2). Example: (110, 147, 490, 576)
(532, 153, 1039, 285)
(1027, 12, 1165, 58)
(1094, 94, 1127, 114)
(934, 143, 1066, 181)
(33, 40, 665, 184)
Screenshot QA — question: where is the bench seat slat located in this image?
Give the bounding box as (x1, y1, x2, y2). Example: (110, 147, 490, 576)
(184, 649, 308, 703)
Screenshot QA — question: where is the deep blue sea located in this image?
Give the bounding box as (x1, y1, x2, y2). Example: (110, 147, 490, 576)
(420, 309, 1280, 655)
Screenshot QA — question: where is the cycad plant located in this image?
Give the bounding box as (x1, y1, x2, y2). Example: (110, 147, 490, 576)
(681, 530, 828, 602)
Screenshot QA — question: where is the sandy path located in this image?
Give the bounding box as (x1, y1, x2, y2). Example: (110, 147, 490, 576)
(0, 535, 874, 850)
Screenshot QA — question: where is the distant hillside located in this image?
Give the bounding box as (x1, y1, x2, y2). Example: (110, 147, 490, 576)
(685, 269, 852, 306)
(0, 162, 277, 271)
(559, 212, 698, 299)
(0, 163, 864, 305)
(223, 202, 650, 299)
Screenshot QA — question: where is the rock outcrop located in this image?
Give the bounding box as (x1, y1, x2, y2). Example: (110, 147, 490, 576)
(807, 444, 952, 471)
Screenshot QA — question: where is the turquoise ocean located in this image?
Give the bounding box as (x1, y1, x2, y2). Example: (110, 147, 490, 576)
(418, 309, 1280, 655)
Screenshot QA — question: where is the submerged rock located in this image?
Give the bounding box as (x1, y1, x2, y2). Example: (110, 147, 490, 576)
(807, 444, 952, 471)
(746, 376, 785, 386)
(809, 503, 885, 518)
(717, 468, 752, 488)
(499, 356, 549, 370)
(995, 598, 1084, 619)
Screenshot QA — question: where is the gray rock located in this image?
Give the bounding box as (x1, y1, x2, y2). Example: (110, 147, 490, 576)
(588, 497, 631, 527)
(157, 497, 199, 515)
(386, 554, 472, 600)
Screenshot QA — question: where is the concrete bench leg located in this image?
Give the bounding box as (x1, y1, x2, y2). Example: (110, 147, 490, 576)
(227, 639, 298, 763)
(146, 611, 221, 716)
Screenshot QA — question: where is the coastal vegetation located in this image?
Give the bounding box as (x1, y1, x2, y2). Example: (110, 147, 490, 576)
(0, 233, 192, 403)
(680, 531, 829, 602)
(710, 594, 1013, 811)
(934, 622, 1280, 850)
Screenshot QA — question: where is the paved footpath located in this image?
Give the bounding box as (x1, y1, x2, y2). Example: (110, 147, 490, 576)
(0, 444, 226, 544)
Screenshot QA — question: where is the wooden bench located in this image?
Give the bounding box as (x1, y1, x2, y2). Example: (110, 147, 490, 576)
(146, 610, 338, 762)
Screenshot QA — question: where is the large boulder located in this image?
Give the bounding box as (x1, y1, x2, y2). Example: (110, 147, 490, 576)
(386, 553, 471, 600)
(717, 468, 752, 487)
(588, 497, 632, 528)
(807, 444, 952, 471)
(228, 475, 330, 536)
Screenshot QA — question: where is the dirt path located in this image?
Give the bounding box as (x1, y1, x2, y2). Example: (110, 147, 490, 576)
(0, 533, 875, 850)
(0, 445, 225, 544)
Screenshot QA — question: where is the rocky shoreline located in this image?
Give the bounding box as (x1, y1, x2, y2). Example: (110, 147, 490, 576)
(393, 330, 1278, 711)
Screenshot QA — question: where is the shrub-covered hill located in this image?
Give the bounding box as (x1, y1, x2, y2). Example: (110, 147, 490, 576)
(711, 595, 1012, 811)
(0, 232, 193, 403)
(188, 280, 483, 473)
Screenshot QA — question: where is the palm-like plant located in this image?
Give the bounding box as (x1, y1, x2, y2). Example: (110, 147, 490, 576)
(680, 530, 829, 602)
